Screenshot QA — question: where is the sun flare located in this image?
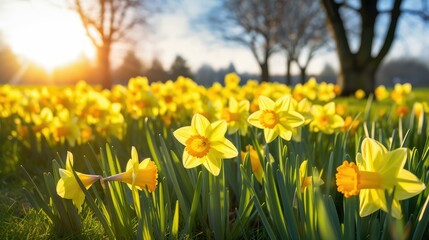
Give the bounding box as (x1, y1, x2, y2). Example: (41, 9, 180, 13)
(1, 2, 95, 71)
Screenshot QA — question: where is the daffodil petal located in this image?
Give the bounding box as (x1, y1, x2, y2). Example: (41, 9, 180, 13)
(299, 161, 308, 179)
(229, 97, 238, 110)
(275, 95, 291, 112)
(183, 150, 202, 168)
(390, 199, 403, 219)
(192, 113, 210, 136)
(202, 152, 221, 176)
(73, 192, 85, 213)
(282, 111, 305, 127)
(258, 96, 275, 110)
(131, 147, 138, 164)
(396, 169, 426, 200)
(56, 178, 66, 197)
(66, 151, 74, 171)
(378, 148, 407, 178)
(139, 158, 150, 169)
(239, 100, 249, 112)
(361, 138, 387, 170)
(359, 189, 383, 217)
(324, 102, 336, 115)
(173, 126, 193, 145)
(248, 111, 264, 129)
(264, 128, 278, 143)
(331, 115, 345, 128)
(277, 124, 292, 141)
(211, 139, 238, 159)
(356, 153, 367, 170)
(59, 168, 72, 178)
(208, 120, 227, 140)
(310, 105, 323, 117)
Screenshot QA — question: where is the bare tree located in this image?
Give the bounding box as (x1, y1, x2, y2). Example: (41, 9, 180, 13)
(69, 0, 151, 89)
(207, 0, 282, 82)
(278, 0, 331, 85)
(321, 0, 429, 95)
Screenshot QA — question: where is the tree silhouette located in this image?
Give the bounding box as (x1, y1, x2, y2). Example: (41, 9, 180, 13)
(376, 58, 429, 87)
(278, 0, 331, 85)
(195, 64, 216, 86)
(168, 55, 193, 80)
(71, 0, 154, 89)
(207, 0, 282, 82)
(318, 64, 337, 84)
(113, 50, 144, 85)
(321, 0, 429, 95)
(0, 38, 21, 84)
(145, 58, 168, 83)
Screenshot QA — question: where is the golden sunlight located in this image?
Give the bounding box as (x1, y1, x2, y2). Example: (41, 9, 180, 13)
(3, 2, 95, 71)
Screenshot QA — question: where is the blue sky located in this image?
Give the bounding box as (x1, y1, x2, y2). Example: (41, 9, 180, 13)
(0, 0, 428, 75)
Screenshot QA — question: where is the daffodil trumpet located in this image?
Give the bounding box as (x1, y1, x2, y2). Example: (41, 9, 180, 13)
(102, 147, 158, 192)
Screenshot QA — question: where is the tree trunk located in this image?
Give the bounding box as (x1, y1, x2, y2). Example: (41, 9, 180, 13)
(299, 67, 307, 84)
(97, 45, 112, 89)
(260, 61, 270, 82)
(286, 57, 292, 85)
(339, 65, 377, 96)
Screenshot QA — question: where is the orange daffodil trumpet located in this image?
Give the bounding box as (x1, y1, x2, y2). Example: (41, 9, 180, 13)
(56, 147, 158, 212)
(173, 113, 238, 176)
(248, 95, 305, 143)
(336, 138, 426, 218)
(56, 152, 101, 212)
(103, 147, 158, 192)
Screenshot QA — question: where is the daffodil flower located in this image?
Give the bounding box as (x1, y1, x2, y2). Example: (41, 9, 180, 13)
(56, 152, 101, 212)
(248, 95, 305, 143)
(309, 102, 344, 134)
(103, 147, 158, 192)
(336, 138, 426, 218)
(219, 97, 250, 136)
(173, 113, 238, 176)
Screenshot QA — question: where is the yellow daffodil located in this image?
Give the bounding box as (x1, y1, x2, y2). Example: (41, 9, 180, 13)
(103, 147, 158, 192)
(391, 83, 412, 104)
(219, 97, 250, 136)
(248, 95, 305, 143)
(317, 82, 336, 102)
(299, 160, 324, 192)
(355, 89, 366, 99)
(173, 113, 238, 176)
(310, 102, 344, 134)
(336, 138, 426, 218)
(56, 152, 101, 212)
(224, 72, 240, 88)
(375, 85, 389, 101)
(241, 145, 263, 183)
